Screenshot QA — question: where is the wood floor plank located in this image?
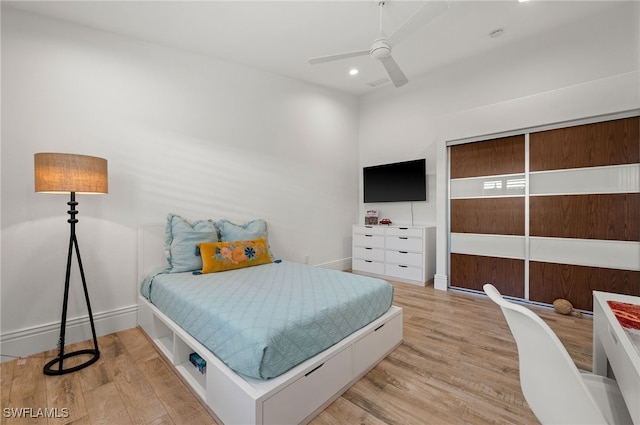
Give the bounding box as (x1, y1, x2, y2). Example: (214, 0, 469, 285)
(146, 414, 176, 425)
(5, 355, 47, 425)
(315, 397, 388, 425)
(77, 361, 112, 396)
(0, 360, 15, 425)
(83, 381, 127, 424)
(75, 336, 119, 396)
(106, 352, 168, 425)
(116, 328, 158, 363)
(97, 409, 134, 425)
(62, 415, 92, 425)
(45, 374, 88, 425)
(373, 359, 469, 422)
(1, 281, 596, 425)
(136, 356, 214, 425)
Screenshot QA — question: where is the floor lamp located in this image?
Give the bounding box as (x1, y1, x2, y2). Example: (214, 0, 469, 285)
(34, 153, 108, 375)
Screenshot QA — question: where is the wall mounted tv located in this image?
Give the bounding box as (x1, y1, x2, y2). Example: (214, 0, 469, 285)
(363, 158, 426, 203)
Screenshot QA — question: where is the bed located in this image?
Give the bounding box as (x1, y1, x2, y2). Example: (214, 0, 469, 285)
(137, 223, 403, 425)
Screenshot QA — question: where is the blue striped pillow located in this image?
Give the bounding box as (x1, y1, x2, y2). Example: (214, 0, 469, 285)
(165, 214, 218, 273)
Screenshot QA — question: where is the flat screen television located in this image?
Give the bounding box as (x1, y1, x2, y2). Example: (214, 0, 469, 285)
(363, 158, 426, 203)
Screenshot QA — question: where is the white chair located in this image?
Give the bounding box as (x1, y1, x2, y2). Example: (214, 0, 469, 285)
(483, 284, 632, 425)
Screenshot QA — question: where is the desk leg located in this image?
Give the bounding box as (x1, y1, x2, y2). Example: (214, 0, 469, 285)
(592, 301, 608, 376)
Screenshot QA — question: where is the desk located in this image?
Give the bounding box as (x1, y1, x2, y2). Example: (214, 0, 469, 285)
(593, 291, 640, 425)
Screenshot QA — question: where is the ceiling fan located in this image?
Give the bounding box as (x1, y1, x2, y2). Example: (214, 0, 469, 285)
(309, 1, 448, 88)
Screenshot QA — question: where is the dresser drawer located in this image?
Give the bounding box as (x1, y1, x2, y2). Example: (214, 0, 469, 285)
(353, 225, 385, 236)
(385, 236, 423, 253)
(353, 259, 385, 275)
(385, 227, 423, 238)
(385, 264, 423, 282)
(353, 246, 385, 262)
(385, 250, 423, 267)
(353, 234, 385, 249)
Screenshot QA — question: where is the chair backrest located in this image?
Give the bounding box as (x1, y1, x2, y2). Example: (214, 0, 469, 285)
(483, 284, 607, 425)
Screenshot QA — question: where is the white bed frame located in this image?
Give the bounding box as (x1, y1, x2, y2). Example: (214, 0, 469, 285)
(137, 225, 403, 425)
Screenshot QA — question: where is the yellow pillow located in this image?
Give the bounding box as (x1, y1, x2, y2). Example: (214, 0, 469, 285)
(199, 237, 272, 273)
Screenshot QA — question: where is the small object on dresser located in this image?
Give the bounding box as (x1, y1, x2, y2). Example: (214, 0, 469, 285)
(365, 208, 379, 225)
(189, 352, 207, 374)
(379, 218, 392, 225)
(553, 298, 582, 317)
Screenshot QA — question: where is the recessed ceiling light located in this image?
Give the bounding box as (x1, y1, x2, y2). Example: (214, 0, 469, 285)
(349, 68, 359, 76)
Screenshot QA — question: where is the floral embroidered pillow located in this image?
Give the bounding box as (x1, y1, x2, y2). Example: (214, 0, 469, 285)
(199, 238, 272, 273)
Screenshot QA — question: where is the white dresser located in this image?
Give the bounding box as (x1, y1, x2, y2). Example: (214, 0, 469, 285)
(352, 225, 435, 286)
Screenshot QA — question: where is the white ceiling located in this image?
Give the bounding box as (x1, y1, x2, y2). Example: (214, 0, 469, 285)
(4, 0, 630, 95)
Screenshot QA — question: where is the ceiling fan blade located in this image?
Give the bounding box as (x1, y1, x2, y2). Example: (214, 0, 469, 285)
(367, 78, 390, 88)
(380, 56, 408, 88)
(388, 1, 448, 46)
(308, 49, 370, 65)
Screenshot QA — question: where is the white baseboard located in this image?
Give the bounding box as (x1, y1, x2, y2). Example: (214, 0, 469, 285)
(434, 274, 448, 291)
(0, 305, 137, 363)
(315, 257, 351, 271)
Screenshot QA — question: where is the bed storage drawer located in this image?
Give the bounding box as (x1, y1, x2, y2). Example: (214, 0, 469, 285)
(354, 310, 403, 377)
(262, 346, 353, 425)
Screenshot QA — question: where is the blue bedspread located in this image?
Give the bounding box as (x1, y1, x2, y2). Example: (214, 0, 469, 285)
(141, 261, 393, 380)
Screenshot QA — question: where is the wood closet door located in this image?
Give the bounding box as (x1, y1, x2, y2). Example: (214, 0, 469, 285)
(528, 116, 640, 311)
(449, 135, 526, 297)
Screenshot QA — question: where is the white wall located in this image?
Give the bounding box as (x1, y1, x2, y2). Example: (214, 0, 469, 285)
(0, 8, 359, 358)
(358, 2, 640, 289)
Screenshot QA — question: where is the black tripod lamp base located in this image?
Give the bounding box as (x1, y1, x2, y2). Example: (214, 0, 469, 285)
(43, 349, 100, 376)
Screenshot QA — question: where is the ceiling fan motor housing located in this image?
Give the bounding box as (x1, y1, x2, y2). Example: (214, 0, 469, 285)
(370, 39, 392, 60)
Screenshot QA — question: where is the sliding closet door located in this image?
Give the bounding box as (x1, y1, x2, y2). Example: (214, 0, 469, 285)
(448, 115, 639, 311)
(449, 135, 526, 297)
(528, 116, 640, 310)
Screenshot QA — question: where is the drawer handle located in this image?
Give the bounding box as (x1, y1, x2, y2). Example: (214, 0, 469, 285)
(399, 227, 408, 230)
(305, 363, 324, 377)
(399, 251, 408, 254)
(365, 234, 373, 237)
(374, 323, 385, 332)
(399, 237, 408, 240)
(365, 247, 372, 250)
(365, 260, 372, 263)
(399, 265, 408, 268)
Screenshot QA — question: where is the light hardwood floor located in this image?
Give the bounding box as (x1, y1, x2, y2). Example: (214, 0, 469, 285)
(1, 281, 593, 425)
